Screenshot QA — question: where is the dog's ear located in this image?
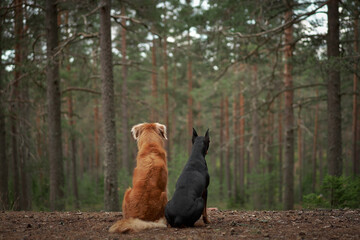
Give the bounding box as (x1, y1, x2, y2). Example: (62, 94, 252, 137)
(204, 129, 210, 154)
(204, 129, 210, 142)
(155, 123, 167, 140)
(131, 123, 145, 140)
(192, 128, 198, 144)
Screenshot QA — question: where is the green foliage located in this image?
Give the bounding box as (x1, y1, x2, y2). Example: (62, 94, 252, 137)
(32, 176, 50, 211)
(302, 193, 329, 209)
(77, 173, 104, 211)
(303, 176, 360, 209)
(118, 168, 133, 204)
(167, 146, 189, 197)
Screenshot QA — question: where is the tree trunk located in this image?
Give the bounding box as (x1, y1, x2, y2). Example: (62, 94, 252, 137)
(36, 108, 42, 158)
(283, 3, 295, 210)
(67, 93, 79, 209)
(251, 64, 261, 209)
(91, 48, 100, 174)
(151, 35, 158, 122)
(94, 99, 100, 167)
(232, 95, 238, 202)
(267, 101, 274, 208)
(278, 94, 283, 203)
(0, 14, 9, 210)
(120, 5, 129, 173)
(170, 63, 177, 162)
(224, 96, 231, 199)
(297, 116, 303, 202)
(239, 90, 245, 203)
(312, 90, 319, 192)
(219, 97, 224, 196)
(319, 145, 324, 183)
(187, 33, 193, 155)
(100, 0, 119, 211)
(163, 38, 170, 162)
(78, 139, 84, 178)
(11, 0, 24, 211)
(18, 0, 32, 210)
(327, 0, 342, 177)
(46, 0, 64, 211)
(353, 10, 359, 176)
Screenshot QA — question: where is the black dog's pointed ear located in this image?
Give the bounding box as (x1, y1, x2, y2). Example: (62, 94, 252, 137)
(205, 129, 209, 138)
(192, 128, 198, 144)
(204, 129, 210, 141)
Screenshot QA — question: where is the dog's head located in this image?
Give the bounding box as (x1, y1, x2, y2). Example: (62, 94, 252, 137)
(192, 128, 210, 156)
(131, 123, 167, 142)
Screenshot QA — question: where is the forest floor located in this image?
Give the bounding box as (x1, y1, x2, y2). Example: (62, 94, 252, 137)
(1, 208, 359, 239)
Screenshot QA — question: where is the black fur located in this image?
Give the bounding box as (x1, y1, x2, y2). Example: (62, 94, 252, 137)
(165, 128, 210, 227)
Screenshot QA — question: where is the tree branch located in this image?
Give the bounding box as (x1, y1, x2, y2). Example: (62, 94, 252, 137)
(111, 14, 162, 38)
(113, 61, 157, 74)
(53, 32, 98, 58)
(222, 1, 329, 39)
(62, 87, 101, 95)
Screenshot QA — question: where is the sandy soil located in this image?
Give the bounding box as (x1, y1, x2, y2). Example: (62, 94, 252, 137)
(1, 208, 359, 239)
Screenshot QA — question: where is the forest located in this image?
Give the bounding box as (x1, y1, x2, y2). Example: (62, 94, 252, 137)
(0, 0, 359, 214)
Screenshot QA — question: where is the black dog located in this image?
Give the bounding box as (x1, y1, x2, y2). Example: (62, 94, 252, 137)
(165, 128, 210, 227)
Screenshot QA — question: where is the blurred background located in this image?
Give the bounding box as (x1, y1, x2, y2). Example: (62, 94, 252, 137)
(0, 0, 359, 212)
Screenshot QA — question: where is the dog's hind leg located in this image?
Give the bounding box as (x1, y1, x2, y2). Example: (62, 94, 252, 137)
(158, 191, 168, 219)
(187, 197, 204, 227)
(122, 187, 132, 218)
(202, 189, 210, 224)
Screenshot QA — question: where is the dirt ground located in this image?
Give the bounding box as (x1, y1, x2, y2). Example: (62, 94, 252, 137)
(1, 208, 359, 239)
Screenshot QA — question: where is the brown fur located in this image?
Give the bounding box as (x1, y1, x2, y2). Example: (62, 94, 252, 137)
(109, 123, 168, 233)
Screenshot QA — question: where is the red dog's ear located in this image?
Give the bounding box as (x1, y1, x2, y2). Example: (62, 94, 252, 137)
(131, 123, 146, 140)
(155, 123, 167, 140)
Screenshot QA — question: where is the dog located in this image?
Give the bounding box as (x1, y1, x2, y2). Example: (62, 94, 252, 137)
(109, 123, 168, 233)
(165, 128, 210, 227)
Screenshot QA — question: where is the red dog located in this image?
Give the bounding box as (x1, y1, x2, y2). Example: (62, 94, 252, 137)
(109, 123, 168, 233)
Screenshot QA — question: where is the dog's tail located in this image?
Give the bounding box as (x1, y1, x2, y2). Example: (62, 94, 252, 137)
(109, 217, 167, 233)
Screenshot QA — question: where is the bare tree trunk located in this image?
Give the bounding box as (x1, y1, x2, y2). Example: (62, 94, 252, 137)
(224, 96, 231, 198)
(312, 90, 319, 192)
(46, 0, 64, 211)
(219, 97, 224, 196)
(120, 5, 129, 172)
(100, 0, 119, 211)
(18, 0, 32, 210)
(36, 108, 42, 158)
(297, 116, 303, 202)
(283, 3, 295, 210)
(151, 35, 158, 122)
(163, 49, 170, 160)
(319, 145, 324, 183)
(246, 148, 251, 201)
(187, 33, 193, 155)
(0, 15, 9, 210)
(11, 0, 23, 211)
(78, 139, 84, 178)
(170, 63, 177, 161)
(19, 65, 30, 211)
(162, 3, 170, 161)
(278, 94, 283, 203)
(353, 9, 359, 176)
(239, 90, 245, 203)
(251, 64, 261, 209)
(232, 95, 239, 202)
(91, 48, 100, 177)
(267, 101, 274, 208)
(67, 93, 79, 209)
(327, 0, 342, 177)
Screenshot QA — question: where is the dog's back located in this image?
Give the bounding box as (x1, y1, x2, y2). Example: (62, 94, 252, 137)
(165, 129, 210, 227)
(109, 123, 168, 233)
